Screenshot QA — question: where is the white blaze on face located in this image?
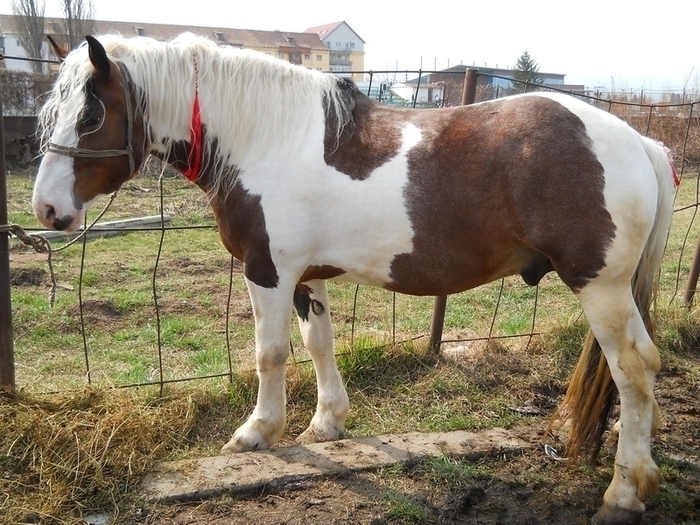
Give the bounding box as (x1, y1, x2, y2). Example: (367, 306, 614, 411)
(32, 108, 83, 231)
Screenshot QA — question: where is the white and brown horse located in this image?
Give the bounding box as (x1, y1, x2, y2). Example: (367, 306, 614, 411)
(32, 34, 677, 524)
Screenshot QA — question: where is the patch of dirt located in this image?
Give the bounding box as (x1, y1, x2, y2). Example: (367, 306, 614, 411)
(10, 267, 46, 286)
(169, 256, 240, 276)
(64, 299, 123, 330)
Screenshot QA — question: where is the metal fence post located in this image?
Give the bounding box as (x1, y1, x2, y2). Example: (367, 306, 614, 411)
(0, 73, 15, 388)
(429, 68, 478, 352)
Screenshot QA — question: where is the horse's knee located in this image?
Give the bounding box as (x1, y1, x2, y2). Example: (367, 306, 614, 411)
(256, 344, 290, 372)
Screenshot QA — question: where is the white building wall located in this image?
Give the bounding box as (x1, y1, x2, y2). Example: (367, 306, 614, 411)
(0, 34, 50, 73)
(322, 23, 364, 53)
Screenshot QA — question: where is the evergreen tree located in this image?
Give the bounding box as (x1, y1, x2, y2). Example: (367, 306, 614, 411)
(511, 51, 543, 91)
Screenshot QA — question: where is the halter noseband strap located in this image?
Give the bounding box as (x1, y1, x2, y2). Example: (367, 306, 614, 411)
(48, 62, 138, 176)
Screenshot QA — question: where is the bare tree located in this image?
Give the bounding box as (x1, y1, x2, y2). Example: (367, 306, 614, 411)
(60, 0, 95, 50)
(10, 0, 46, 73)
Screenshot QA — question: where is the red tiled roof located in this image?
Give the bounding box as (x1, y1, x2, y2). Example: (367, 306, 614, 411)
(306, 21, 365, 43)
(0, 14, 328, 52)
(305, 21, 343, 39)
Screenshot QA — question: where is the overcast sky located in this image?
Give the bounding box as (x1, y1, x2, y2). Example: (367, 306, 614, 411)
(1, 0, 698, 92)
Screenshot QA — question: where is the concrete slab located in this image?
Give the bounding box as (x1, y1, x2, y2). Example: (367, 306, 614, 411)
(142, 427, 532, 503)
(26, 215, 172, 242)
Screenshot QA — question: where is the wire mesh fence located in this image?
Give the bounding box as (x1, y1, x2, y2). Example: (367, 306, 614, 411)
(3, 69, 700, 394)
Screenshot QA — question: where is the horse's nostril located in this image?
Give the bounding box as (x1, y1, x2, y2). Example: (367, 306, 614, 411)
(45, 205, 56, 221)
(53, 215, 72, 231)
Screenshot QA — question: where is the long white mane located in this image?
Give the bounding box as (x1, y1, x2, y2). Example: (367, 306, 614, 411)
(38, 33, 354, 194)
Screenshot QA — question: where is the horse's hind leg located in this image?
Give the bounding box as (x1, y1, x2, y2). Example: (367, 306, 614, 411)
(294, 280, 349, 443)
(577, 281, 660, 524)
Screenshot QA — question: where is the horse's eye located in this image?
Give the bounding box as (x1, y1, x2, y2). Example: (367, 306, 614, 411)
(81, 114, 102, 128)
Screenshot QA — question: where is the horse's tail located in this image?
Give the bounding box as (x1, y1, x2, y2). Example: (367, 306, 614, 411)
(550, 136, 676, 463)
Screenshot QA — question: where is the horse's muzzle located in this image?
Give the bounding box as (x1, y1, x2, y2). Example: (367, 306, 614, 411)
(33, 200, 79, 231)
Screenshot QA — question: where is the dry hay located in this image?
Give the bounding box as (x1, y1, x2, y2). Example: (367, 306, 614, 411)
(0, 387, 198, 524)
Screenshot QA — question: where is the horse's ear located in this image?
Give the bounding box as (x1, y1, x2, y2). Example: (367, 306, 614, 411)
(85, 35, 111, 81)
(47, 35, 68, 62)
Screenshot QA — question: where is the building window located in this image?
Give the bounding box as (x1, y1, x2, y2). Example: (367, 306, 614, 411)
(316, 54, 322, 60)
(305, 54, 310, 60)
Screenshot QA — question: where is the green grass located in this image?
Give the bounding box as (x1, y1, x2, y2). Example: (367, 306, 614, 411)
(7, 174, 243, 391)
(9, 168, 698, 385)
(382, 490, 431, 524)
(6, 166, 700, 397)
(416, 455, 489, 492)
(4, 166, 700, 397)
(7, 168, 700, 409)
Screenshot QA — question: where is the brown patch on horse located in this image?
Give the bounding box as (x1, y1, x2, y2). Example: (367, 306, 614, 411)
(293, 283, 326, 321)
(210, 179, 279, 289)
(299, 265, 346, 283)
(387, 96, 616, 295)
(72, 62, 149, 206)
(324, 80, 404, 180)
(162, 135, 279, 289)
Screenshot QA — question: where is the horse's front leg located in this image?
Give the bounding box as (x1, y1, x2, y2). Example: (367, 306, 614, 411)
(293, 280, 349, 444)
(222, 278, 295, 453)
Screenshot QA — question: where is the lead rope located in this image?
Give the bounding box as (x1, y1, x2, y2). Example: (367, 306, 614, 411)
(3, 191, 118, 306)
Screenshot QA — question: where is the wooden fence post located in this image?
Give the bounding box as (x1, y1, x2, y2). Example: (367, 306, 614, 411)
(0, 74, 15, 388)
(683, 236, 700, 305)
(429, 68, 479, 352)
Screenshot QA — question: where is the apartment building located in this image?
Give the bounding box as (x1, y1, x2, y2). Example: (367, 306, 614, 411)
(0, 15, 365, 78)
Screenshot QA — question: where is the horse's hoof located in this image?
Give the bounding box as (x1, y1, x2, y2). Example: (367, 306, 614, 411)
(591, 505, 642, 525)
(296, 425, 344, 444)
(221, 439, 249, 454)
(221, 432, 268, 454)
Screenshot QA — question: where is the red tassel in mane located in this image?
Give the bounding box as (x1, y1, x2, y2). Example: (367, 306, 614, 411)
(183, 93, 203, 182)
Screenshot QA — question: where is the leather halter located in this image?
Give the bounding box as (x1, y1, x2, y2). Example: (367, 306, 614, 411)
(48, 62, 139, 176)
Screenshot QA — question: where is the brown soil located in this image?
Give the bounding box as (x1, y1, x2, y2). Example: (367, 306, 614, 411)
(10, 267, 46, 286)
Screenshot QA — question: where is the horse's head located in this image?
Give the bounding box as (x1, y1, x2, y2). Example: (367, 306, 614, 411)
(33, 36, 149, 231)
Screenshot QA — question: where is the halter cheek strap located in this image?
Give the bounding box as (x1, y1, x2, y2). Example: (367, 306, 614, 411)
(48, 62, 139, 176)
